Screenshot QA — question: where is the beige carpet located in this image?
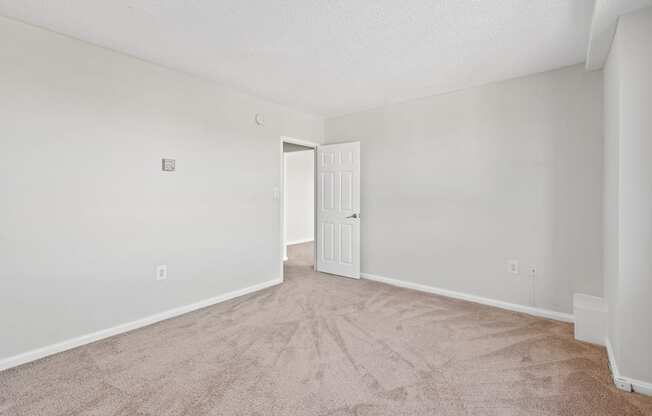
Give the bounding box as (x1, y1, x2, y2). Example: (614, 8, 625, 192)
(1, 242, 651, 416)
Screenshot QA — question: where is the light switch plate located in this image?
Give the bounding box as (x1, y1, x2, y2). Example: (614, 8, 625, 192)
(162, 158, 176, 172)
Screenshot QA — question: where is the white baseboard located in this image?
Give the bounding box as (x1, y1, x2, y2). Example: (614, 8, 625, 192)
(0, 278, 282, 372)
(285, 238, 314, 246)
(573, 293, 607, 346)
(606, 337, 652, 396)
(361, 272, 574, 323)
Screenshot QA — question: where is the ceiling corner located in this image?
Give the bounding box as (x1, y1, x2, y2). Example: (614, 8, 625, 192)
(585, 0, 652, 70)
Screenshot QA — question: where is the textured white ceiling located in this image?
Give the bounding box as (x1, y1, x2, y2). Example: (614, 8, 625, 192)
(0, 0, 595, 116)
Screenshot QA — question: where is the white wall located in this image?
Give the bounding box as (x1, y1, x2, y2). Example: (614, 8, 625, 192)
(284, 151, 314, 245)
(603, 6, 652, 387)
(0, 16, 323, 362)
(325, 64, 603, 315)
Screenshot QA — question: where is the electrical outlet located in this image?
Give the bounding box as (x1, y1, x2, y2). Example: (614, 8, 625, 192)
(156, 265, 167, 281)
(508, 260, 519, 274)
(528, 265, 537, 278)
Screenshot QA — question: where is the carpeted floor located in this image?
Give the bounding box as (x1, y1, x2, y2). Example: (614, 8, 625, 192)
(2, 242, 651, 416)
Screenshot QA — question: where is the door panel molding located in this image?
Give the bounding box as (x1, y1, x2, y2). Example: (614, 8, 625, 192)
(316, 141, 360, 278)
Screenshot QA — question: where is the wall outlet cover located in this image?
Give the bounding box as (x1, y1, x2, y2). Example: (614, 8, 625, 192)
(508, 260, 519, 274)
(156, 265, 168, 280)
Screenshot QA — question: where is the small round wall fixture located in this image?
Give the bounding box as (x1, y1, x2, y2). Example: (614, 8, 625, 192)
(255, 113, 265, 126)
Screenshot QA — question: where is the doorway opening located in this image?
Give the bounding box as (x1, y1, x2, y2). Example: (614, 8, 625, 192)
(279, 138, 361, 282)
(280, 137, 317, 281)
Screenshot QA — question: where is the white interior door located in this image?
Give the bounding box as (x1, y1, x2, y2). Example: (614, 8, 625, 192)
(316, 142, 360, 278)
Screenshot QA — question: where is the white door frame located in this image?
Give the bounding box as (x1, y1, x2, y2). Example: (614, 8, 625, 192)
(280, 136, 319, 281)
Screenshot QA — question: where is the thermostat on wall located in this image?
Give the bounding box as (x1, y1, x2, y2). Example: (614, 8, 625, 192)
(162, 158, 176, 172)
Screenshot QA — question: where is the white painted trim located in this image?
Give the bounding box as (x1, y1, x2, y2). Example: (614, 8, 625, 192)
(606, 337, 622, 381)
(361, 272, 574, 323)
(606, 337, 652, 396)
(286, 238, 314, 246)
(282, 150, 288, 273)
(573, 293, 607, 346)
(281, 136, 319, 149)
(0, 278, 282, 372)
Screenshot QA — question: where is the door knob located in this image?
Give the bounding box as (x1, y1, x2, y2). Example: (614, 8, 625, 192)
(346, 213, 359, 219)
